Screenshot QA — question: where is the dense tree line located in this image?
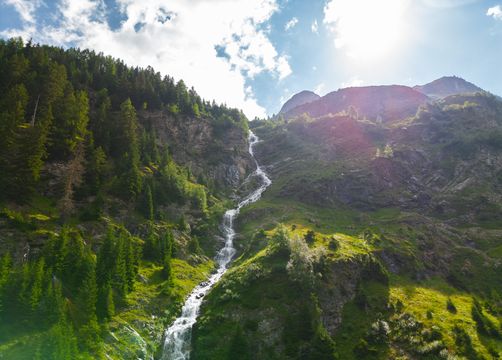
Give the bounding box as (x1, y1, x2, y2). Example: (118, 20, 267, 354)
(0, 37, 246, 358)
(0, 37, 246, 212)
(0, 226, 140, 357)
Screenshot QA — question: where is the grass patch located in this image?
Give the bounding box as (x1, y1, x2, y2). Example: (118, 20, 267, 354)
(389, 275, 502, 358)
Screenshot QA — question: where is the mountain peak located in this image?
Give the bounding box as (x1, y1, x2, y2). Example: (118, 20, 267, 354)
(283, 85, 429, 123)
(279, 90, 320, 114)
(413, 76, 484, 99)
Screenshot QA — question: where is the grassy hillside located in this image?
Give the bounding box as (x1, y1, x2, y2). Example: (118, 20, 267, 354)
(191, 93, 502, 359)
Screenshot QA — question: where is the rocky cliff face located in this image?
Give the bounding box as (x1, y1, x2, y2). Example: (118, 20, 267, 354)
(139, 110, 254, 192)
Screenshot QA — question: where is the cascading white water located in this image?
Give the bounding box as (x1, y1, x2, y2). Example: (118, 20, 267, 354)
(161, 131, 271, 360)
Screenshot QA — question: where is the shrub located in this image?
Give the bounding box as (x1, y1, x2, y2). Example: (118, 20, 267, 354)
(328, 238, 339, 251)
(471, 298, 501, 338)
(272, 224, 290, 249)
(368, 319, 390, 344)
(446, 298, 457, 313)
(353, 339, 378, 358)
(304, 230, 316, 245)
(426, 310, 433, 319)
(286, 235, 314, 287)
(453, 325, 478, 359)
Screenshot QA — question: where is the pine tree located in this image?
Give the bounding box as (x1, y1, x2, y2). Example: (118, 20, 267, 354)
(97, 283, 115, 320)
(0, 253, 12, 316)
(77, 260, 101, 351)
(78, 261, 98, 324)
(0, 83, 29, 199)
(85, 135, 107, 195)
(44, 228, 69, 276)
(120, 98, 142, 198)
(62, 231, 85, 289)
(96, 227, 117, 320)
(160, 147, 171, 168)
(44, 276, 65, 325)
(44, 316, 79, 360)
(29, 258, 45, 312)
(143, 223, 158, 260)
(113, 233, 128, 300)
(18, 262, 31, 312)
(44, 62, 67, 104)
(124, 235, 136, 292)
(0, 253, 12, 288)
(162, 231, 173, 280)
(1, 45, 28, 90)
(91, 89, 112, 151)
(96, 227, 115, 287)
(144, 184, 154, 220)
(51, 83, 78, 159)
(50, 85, 89, 159)
(192, 103, 200, 117)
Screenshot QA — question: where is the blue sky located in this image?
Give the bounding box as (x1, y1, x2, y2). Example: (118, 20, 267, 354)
(1, 0, 501, 118)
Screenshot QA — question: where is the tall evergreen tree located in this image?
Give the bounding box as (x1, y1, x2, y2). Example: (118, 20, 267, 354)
(162, 230, 173, 280)
(96, 227, 116, 320)
(0, 83, 30, 199)
(77, 260, 100, 351)
(113, 233, 128, 300)
(120, 98, 142, 198)
(29, 258, 45, 312)
(91, 89, 112, 151)
(143, 184, 154, 220)
(97, 283, 115, 321)
(0, 253, 12, 316)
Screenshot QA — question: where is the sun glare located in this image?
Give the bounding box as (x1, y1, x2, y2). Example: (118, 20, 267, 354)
(324, 0, 409, 61)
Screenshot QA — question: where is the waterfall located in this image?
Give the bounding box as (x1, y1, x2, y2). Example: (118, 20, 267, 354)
(161, 131, 271, 360)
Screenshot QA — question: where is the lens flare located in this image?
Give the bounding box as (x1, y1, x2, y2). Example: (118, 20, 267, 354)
(324, 0, 409, 61)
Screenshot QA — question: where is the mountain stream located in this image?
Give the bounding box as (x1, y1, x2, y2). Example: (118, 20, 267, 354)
(161, 131, 271, 360)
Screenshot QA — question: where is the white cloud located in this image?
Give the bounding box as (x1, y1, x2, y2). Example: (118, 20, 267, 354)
(276, 56, 292, 79)
(311, 19, 319, 33)
(341, 76, 364, 88)
(1, 0, 291, 119)
(0, 0, 43, 39)
(284, 17, 298, 31)
(4, 0, 41, 24)
(487, 5, 502, 20)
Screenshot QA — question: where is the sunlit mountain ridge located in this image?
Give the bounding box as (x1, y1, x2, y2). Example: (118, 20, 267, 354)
(280, 76, 491, 123)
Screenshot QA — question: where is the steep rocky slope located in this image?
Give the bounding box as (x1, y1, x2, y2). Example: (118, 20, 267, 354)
(192, 90, 502, 359)
(139, 111, 254, 192)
